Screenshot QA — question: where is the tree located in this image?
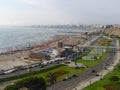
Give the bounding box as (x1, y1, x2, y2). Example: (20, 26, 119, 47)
(4, 77, 47, 90)
(118, 65, 120, 69)
(22, 77, 46, 90)
(46, 72, 57, 85)
(109, 76, 119, 82)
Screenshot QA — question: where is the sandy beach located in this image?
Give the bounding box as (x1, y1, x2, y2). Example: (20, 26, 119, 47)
(0, 34, 86, 70)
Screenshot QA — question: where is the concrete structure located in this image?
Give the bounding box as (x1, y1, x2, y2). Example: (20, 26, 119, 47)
(29, 49, 59, 60)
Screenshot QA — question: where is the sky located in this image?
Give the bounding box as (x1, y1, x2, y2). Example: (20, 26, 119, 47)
(0, 0, 120, 25)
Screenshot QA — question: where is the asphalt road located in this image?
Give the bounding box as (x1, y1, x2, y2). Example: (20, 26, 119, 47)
(0, 60, 68, 79)
(47, 40, 117, 90)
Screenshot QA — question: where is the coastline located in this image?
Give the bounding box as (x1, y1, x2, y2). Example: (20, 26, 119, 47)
(0, 33, 86, 70)
(0, 35, 70, 70)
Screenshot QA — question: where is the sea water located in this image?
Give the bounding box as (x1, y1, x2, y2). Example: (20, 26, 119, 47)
(0, 26, 91, 49)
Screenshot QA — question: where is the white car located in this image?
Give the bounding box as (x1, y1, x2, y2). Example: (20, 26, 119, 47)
(41, 61, 49, 66)
(27, 69, 31, 72)
(4, 69, 17, 74)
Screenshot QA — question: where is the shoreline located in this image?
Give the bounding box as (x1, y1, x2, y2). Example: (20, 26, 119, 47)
(0, 33, 86, 70)
(0, 34, 70, 70)
(0, 35, 69, 55)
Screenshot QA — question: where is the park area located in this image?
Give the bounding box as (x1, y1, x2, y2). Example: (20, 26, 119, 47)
(76, 50, 108, 68)
(32, 64, 85, 82)
(76, 36, 111, 68)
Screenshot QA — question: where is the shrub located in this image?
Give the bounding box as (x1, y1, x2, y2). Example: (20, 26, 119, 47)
(109, 76, 119, 81)
(103, 84, 115, 90)
(53, 70, 69, 77)
(118, 65, 120, 69)
(4, 77, 46, 90)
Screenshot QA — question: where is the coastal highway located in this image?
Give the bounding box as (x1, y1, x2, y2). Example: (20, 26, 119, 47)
(47, 40, 117, 90)
(0, 59, 68, 79)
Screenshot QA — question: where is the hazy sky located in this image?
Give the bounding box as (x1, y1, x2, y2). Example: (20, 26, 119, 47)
(0, 0, 120, 25)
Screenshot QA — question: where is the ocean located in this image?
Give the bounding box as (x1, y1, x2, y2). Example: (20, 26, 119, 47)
(0, 26, 91, 49)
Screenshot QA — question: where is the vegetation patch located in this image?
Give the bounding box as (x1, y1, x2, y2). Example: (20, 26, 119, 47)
(0, 65, 63, 83)
(103, 84, 115, 90)
(109, 76, 119, 82)
(77, 50, 108, 68)
(4, 76, 46, 90)
(53, 70, 69, 77)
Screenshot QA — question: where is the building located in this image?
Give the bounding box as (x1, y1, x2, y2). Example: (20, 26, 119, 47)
(60, 46, 74, 57)
(29, 49, 58, 60)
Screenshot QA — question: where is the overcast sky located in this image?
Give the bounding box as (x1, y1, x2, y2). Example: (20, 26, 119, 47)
(0, 0, 120, 25)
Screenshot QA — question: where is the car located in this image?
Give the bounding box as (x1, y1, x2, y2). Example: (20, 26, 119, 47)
(0, 70, 5, 75)
(27, 69, 31, 72)
(96, 74, 100, 76)
(24, 65, 32, 69)
(4, 68, 18, 74)
(40, 64, 44, 68)
(24, 57, 28, 59)
(92, 69, 96, 73)
(0, 72, 4, 75)
(72, 74, 78, 77)
(41, 61, 49, 66)
(68, 76, 72, 79)
(61, 78, 67, 81)
(31, 64, 39, 68)
(55, 61, 60, 64)
(65, 76, 69, 80)
(48, 60, 54, 64)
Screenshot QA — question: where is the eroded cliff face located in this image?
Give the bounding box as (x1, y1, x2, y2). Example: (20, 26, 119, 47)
(105, 27, 120, 37)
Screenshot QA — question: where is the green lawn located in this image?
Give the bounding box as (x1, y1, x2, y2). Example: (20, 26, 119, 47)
(76, 50, 108, 68)
(76, 36, 111, 68)
(22, 65, 85, 82)
(83, 63, 120, 90)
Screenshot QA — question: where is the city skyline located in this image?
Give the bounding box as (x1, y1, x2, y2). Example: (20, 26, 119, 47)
(0, 0, 120, 25)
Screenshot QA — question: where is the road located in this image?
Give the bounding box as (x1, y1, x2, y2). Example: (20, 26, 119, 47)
(47, 39, 117, 90)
